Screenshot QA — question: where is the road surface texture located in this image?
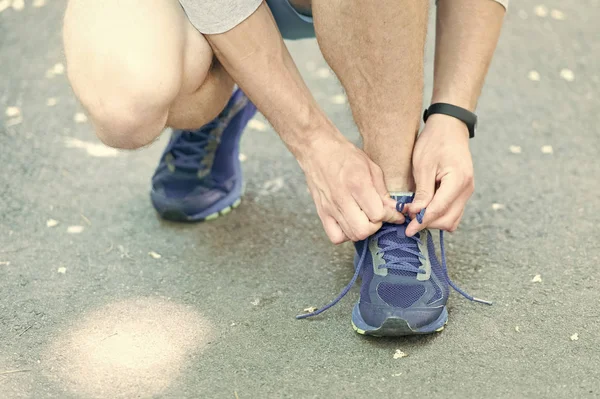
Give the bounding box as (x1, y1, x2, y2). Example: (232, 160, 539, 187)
(1, 0, 599, 398)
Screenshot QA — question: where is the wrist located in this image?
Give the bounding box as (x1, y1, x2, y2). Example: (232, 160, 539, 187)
(430, 92, 477, 113)
(424, 113, 470, 140)
(286, 120, 346, 166)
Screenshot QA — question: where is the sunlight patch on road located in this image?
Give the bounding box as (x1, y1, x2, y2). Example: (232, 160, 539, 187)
(45, 298, 213, 398)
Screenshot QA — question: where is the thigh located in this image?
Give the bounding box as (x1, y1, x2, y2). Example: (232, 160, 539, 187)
(63, 0, 212, 113)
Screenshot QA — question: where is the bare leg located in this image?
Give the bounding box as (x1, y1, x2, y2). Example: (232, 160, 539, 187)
(63, 0, 233, 149)
(312, 0, 429, 192)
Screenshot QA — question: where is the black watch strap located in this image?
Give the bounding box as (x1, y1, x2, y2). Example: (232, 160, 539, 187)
(423, 103, 477, 139)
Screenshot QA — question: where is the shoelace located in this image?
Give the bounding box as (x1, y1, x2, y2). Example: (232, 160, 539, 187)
(166, 119, 224, 170)
(296, 204, 492, 320)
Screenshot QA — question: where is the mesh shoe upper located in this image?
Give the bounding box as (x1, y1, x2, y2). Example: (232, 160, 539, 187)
(151, 89, 256, 214)
(296, 194, 491, 328)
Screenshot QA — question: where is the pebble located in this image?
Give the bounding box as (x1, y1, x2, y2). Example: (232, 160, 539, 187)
(541, 145, 553, 154)
(509, 145, 522, 154)
(534, 5, 548, 17)
(560, 68, 574, 82)
(527, 70, 541, 81)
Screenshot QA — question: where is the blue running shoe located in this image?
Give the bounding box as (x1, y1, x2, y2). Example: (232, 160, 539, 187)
(151, 89, 257, 222)
(297, 194, 491, 336)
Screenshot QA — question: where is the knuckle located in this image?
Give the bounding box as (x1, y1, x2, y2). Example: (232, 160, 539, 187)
(462, 172, 474, 187)
(355, 227, 372, 241)
(330, 235, 345, 245)
(371, 208, 385, 222)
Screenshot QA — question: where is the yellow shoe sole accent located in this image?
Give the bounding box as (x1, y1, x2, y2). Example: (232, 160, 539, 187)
(202, 198, 242, 221)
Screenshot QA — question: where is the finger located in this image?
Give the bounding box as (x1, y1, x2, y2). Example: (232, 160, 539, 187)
(406, 164, 436, 216)
(352, 186, 405, 225)
(406, 174, 463, 236)
(313, 194, 349, 244)
(321, 214, 349, 244)
(367, 162, 406, 224)
(351, 185, 385, 223)
(339, 200, 382, 241)
(427, 207, 463, 232)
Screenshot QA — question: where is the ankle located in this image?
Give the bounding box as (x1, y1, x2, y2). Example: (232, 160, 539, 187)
(385, 177, 415, 194)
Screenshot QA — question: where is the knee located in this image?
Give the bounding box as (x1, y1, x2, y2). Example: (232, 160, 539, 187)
(69, 70, 178, 150)
(90, 95, 170, 150)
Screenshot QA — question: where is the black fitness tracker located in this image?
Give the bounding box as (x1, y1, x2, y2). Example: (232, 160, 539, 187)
(423, 103, 477, 139)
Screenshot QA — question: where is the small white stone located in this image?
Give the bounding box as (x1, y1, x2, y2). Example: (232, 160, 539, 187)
(67, 225, 84, 234)
(73, 112, 88, 123)
(527, 70, 541, 81)
(492, 203, 505, 211)
(391, 373, 402, 377)
(46, 98, 58, 107)
(260, 177, 284, 195)
(0, 261, 10, 266)
(541, 145, 554, 154)
(315, 68, 332, 78)
(57, 267, 67, 274)
(393, 349, 408, 359)
(247, 119, 267, 131)
(148, 251, 162, 259)
(560, 68, 575, 82)
(509, 145, 522, 154)
(238, 153, 247, 162)
(570, 333, 579, 341)
(12, 0, 24, 11)
(5, 106, 20, 117)
(46, 219, 59, 228)
(33, 0, 46, 7)
(52, 63, 65, 75)
(303, 306, 318, 313)
(515, 326, 520, 332)
(534, 5, 548, 17)
(0, 0, 11, 13)
(330, 94, 347, 105)
(532, 274, 542, 283)
(550, 9, 565, 20)
(518, 10, 528, 19)
(251, 298, 260, 306)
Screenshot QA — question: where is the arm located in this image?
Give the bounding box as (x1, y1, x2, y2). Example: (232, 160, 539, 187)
(406, 0, 506, 235)
(206, 2, 403, 243)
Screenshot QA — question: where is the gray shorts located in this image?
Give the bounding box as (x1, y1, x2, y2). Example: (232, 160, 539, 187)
(179, 0, 507, 41)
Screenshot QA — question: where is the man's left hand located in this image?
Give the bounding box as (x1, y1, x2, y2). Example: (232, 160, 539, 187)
(405, 113, 474, 236)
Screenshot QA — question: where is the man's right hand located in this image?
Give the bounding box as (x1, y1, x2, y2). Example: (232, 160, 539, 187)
(298, 134, 405, 244)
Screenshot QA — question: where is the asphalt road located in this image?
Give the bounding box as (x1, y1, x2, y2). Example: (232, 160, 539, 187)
(1, 1, 599, 398)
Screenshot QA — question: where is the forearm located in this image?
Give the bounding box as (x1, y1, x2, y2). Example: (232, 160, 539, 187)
(206, 2, 340, 159)
(432, 0, 506, 111)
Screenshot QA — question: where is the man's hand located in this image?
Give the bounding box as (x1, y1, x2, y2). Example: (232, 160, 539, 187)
(298, 134, 405, 244)
(405, 114, 474, 237)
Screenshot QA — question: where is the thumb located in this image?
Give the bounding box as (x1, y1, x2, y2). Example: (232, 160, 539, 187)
(408, 166, 436, 216)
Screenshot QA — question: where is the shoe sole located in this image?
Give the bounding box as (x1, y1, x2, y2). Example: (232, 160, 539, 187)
(158, 197, 242, 223)
(351, 303, 448, 337)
